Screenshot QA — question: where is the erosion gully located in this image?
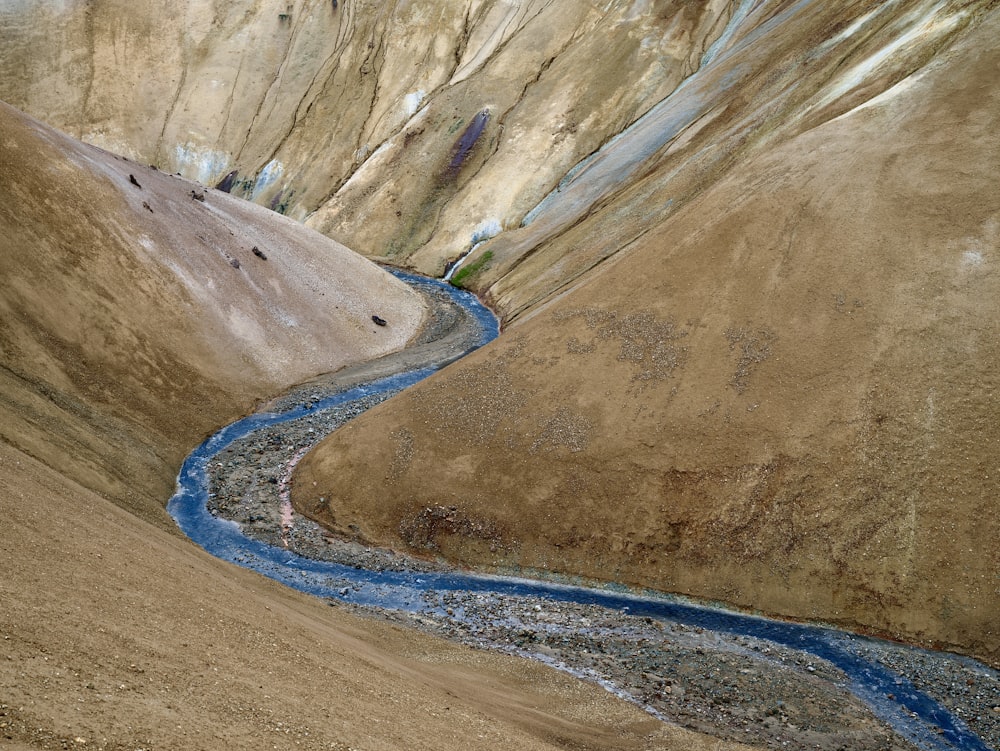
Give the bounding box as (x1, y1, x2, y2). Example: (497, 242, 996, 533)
(169, 271, 997, 751)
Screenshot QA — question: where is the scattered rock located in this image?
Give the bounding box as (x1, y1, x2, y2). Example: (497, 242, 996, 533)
(252, 246, 267, 260)
(230, 258, 241, 269)
(128, 174, 141, 188)
(201, 280, 999, 751)
(191, 189, 205, 201)
(372, 315, 387, 326)
(142, 201, 153, 212)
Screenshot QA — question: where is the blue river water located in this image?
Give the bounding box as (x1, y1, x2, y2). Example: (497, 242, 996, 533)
(168, 272, 994, 751)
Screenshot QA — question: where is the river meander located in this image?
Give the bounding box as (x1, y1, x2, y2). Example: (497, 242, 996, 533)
(169, 272, 997, 751)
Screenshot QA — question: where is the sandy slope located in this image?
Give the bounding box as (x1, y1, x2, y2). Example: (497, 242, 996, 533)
(0, 104, 754, 749)
(2, 1, 999, 745)
(0, 442, 752, 751)
(296, 8, 1000, 666)
(0, 101, 423, 524)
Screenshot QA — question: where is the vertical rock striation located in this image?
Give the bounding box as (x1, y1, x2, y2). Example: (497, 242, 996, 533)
(4, 0, 999, 667)
(294, 2, 1000, 667)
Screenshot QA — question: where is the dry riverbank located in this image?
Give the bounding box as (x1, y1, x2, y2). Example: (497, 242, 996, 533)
(204, 279, 1000, 751)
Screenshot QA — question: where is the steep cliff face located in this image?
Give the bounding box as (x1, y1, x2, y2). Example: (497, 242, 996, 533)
(295, 2, 1000, 667)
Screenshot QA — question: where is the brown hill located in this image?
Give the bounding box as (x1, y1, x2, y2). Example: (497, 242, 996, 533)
(0, 0, 784, 282)
(295, 6, 1000, 666)
(2, 0, 999, 746)
(0, 101, 424, 523)
(0, 103, 746, 750)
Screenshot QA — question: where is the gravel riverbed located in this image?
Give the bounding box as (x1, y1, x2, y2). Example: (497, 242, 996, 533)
(202, 278, 999, 751)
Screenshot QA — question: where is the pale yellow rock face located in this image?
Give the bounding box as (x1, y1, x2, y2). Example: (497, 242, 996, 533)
(17, 2, 1000, 747)
(4, 0, 992, 315)
(294, 2, 1000, 667)
(0, 0, 736, 279)
(1, 441, 746, 751)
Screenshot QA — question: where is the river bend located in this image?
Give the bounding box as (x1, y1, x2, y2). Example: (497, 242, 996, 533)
(169, 272, 997, 751)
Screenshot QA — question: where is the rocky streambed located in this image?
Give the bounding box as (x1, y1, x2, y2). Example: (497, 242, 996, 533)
(174, 273, 999, 751)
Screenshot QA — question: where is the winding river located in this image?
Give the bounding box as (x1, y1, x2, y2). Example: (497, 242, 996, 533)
(169, 272, 997, 751)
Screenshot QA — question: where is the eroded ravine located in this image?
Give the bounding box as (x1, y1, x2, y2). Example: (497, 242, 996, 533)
(169, 273, 998, 751)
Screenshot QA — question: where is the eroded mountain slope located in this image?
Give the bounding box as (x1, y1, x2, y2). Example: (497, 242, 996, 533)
(0, 103, 751, 751)
(0, 101, 424, 523)
(476, 0, 995, 320)
(295, 6, 1000, 666)
(0, 0, 741, 281)
(3, 0, 998, 714)
(1, 0, 993, 323)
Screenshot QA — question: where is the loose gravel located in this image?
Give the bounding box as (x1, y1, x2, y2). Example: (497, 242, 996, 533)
(204, 278, 999, 751)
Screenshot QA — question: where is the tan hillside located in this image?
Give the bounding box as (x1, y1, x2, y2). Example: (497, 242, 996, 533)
(0, 100, 424, 522)
(295, 5, 1000, 666)
(2, 444, 746, 751)
(2, 0, 999, 746)
(0, 0, 765, 281)
(0, 104, 752, 750)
